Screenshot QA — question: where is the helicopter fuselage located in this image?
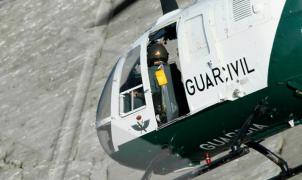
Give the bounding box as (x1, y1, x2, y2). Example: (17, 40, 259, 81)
(96, 0, 302, 175)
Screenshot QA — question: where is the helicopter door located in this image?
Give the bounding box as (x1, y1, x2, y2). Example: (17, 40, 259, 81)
(178, 7, 225, 113)
(111, 44, 157, 149)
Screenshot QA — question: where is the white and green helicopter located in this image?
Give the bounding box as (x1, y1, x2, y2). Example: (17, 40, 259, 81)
(96, 0, 302, 179)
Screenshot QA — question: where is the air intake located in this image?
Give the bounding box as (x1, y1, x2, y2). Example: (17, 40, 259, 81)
(232, 0, 252, 21)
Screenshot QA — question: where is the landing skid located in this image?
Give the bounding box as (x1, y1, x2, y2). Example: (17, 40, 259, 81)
(175, 141, 302, 180)
(247, 141, 302, 180)
(174, 146, 250, 180)
(268, 165, 302, 180)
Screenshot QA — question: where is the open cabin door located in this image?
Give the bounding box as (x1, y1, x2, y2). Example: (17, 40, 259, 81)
(111, 36, 157, 150)
(178, 6, 226, 113)
(146, 22, 190, 127)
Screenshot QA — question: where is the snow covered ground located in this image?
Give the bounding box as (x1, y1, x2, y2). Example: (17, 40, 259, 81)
(0, 0, 301, 180)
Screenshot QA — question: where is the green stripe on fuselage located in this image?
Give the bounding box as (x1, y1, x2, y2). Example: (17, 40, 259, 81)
(112, 88, 302, 173)
(269, 0, 302, 84)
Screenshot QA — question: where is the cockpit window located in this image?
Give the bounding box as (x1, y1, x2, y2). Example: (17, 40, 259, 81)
(97, 63, 117, 123)
(120, 46, 142, 91)
(96, 62, 118, 155)
(119, 46, 146, 115)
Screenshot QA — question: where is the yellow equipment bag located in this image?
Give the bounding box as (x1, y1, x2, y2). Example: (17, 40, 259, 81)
(155, 68, 168, 86)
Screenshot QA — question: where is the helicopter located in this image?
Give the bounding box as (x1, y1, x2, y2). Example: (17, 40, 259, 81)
(96, 0, 302, 179)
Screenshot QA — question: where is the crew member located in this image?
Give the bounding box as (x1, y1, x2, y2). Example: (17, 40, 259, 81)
(147, 43, 179, 124)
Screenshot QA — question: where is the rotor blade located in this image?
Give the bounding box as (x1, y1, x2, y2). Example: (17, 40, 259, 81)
(95, 0, 179, 27)
(111, 0, 139, 18)
(95, 0, 139, 26)
(159, 0, 179, 14)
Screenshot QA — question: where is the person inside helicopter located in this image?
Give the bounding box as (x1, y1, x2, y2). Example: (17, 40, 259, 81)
(147, 22, 190, 126)
(147, 42, 179, 125)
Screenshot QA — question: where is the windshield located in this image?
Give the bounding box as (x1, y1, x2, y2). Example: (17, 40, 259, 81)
(119, 46, 146, 115)
(96, 63, 117, 155)
(120, 46, 142, 92)
(96, 63, 117, 125)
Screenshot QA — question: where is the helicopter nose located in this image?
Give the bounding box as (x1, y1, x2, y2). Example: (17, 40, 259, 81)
(96, 118, 115, 155)
(96, 62, 118, 155)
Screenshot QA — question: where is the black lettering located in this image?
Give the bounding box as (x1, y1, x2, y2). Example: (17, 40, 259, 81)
(212, 67, 224, 85)
(185, 79, 195, 95)
(240, 58, 246, 75)
(227, 64, 233, 80)
(206, 73, 214, 89)
(194, 75, 205, 91)
(244, 57, 255, 74)
(230, 60, 239, 77)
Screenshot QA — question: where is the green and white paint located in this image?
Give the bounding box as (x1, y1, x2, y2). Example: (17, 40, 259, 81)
(96, 0, 302, 175)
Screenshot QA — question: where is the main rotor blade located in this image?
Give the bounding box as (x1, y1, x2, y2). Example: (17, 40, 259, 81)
(160, 0, 179, 14)
(95, 0, 179, 26)
(96, 0, 139, 26)
(111, 0, 139, 19)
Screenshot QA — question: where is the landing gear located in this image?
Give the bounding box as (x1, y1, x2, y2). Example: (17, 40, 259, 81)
(175, 146, 250, 180)
(175, 105, 267, 180)
(247, 141, 290, 177)
(246, 141, 302, 180)
(175, 105, 302, 180)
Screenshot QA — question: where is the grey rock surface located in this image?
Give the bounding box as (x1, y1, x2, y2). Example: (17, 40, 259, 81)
(0, 0, 301, 180)
(0, 0, 106, 179)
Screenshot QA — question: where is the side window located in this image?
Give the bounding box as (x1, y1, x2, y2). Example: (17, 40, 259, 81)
(119, 46, 146, 115)
(184, 15, 209, 57)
